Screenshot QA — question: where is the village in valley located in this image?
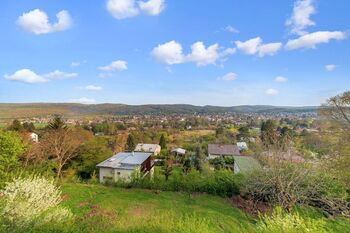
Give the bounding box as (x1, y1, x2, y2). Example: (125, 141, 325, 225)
(1, 0, 349, 232)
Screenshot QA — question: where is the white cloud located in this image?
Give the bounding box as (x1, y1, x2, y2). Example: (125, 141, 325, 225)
(106, 0, 165, 19)
(80, 85, 103, 91)
(265, 88, 279, 95)
(218, 72, 237, 81)
(286, 0, 316, 35)
(275, 76, 288, 83)
(139, 0, 165, 16)
(17, 9, 72, 34)
(99, 60, 128, 71)
(224, 25, 239, 33)
(258, 42, 282, 57)
(152, 40, 235, 66)
(70, 97, 96, 104)
(285, 31, 346, 50)
(235, 37, 282, 57)
(4, 69, 77, 84)
(4, 69, 48, 84)
(235, 37, 261, 55)
(187, 42, 220, 66)
(106, 0, 139, 19)
(325, 64, 337, 72)
(152, 40, 184, 65)
(42, 70, 78, 80)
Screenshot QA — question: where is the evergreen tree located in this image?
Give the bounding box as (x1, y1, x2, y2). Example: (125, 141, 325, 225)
(193, 146, 204, 172)
(125, 134, 136, 151)
(159, 134, 167, 149)
(182, 156, 192, 174)
(261, 120, 277, 148)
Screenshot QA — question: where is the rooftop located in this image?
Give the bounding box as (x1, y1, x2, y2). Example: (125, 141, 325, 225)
(208, 144, 240, 156)
(97, 152, 152, 170)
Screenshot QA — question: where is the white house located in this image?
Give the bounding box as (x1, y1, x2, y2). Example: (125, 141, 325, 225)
(96, 152, 154, 183)
(237, 142, 248, 151)
(134, 143, 161, 155)
(29, 132, 39, 143)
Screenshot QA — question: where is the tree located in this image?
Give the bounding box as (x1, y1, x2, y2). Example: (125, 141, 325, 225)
(193, 146, 204, 172)
(215, 126, 224, 137)
(22, 122, 35, 132)
(237, 126, 250, 140)
(323, 91, 350, 125)
(125, 134, 136, 151)
(0, 131, 24, 183)
(48, 115, 67, 130)
(182, 156, 192, 174)
(261, 120, 277, 148)
(159, 134, 167, 149)
(8, 120, 24, 132)
(75, 137, 113, 179)
(40, 128, 92, 179)
(321, 91, 350, 190)
(163, 155, 173, 181)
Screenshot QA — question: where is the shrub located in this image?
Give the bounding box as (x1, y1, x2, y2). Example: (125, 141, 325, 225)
(0, 176, 72, 228)
(112, 168, 241, 197)
(241, 159, 349, 216)
(257, 207, 327, 233)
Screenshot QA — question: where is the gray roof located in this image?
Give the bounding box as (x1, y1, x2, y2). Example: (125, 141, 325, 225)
(208, 144, 240, 156)
(134, 143, 160, 153)
(97, 152, 152, 170)
(171, 148, 186, 155)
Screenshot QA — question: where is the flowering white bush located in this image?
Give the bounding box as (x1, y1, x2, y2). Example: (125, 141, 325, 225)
(257, 207, 327, 233)
(1, 176, 72, 226)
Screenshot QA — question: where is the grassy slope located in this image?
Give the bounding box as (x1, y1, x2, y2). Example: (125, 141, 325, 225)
(61, 183, 255, 232)
(61, 183, 350, 233)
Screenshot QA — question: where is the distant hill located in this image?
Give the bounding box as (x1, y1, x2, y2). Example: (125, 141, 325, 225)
(0, 103, 318, 119)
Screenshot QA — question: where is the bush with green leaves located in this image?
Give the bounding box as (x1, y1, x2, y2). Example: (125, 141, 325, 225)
(257, 207, 327, 233)
(0, 176, 72, 228)
(113, 168, 241, 197)
(0, 131, 24, 186)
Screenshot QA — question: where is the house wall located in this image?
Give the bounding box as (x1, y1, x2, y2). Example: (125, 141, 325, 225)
(154, 146, 161, 156)
(99, 167, 140, 183)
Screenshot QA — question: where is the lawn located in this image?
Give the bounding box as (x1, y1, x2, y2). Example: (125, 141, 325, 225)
(61, 183, 255, 232)
(60, 183, 350, 233)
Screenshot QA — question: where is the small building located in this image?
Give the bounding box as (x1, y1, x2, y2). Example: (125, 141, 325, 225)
(236, 142, 248, 151)
(208, 144, 240, 159)
(134, 143, 161, 155)
(233, 155, 261, 174)
(29, 132, 39, 143)
(96, 152, 154, 183)
(171, 148, 186, 157)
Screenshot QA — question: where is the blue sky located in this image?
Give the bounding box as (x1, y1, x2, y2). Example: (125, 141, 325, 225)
(0, 0, 349, 106)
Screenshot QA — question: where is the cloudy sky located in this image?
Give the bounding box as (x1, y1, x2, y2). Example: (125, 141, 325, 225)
(0, 0, 349, 106)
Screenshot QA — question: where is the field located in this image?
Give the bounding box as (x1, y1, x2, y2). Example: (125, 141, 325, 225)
(60, 183, 350, 233)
